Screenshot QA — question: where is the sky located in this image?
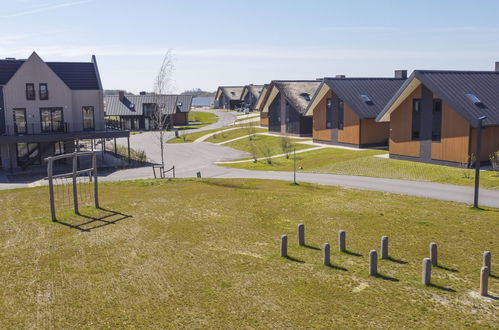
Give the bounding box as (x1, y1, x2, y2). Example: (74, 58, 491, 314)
(1, 0, 499, 94)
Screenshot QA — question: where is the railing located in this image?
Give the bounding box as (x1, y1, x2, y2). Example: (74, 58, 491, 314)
(1, 122, 108, 136)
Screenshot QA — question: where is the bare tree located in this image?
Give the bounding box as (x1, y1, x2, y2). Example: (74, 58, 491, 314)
(151, 50, 175, 168)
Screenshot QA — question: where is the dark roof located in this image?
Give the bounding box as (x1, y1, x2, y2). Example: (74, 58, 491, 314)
(0, 59, 100, 90)
(215, 86, 245, 101)
(378, 70, 499, 127)
(241, 84, 264, 100)
(105, 94, 192, 116)
(273, 80, 321, 114)
(46, 62, 100, 90)
(0, 60, 25, 85)
(323, 78, 406, 119)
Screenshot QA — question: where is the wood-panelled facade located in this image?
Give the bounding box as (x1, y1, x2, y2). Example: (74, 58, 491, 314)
(268, 92, 312, 136)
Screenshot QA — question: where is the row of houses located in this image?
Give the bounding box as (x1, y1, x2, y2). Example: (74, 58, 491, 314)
(250, 65, 499, 166)
(213, 84, 265, 110)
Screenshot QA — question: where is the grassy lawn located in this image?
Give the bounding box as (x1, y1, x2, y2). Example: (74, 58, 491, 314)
(0, 179, 497, 328)
(174, 111, 218, 130)
(223, 134, 314, 160)
(223, 147, 499, 189)
(205, 127, 267, 144)
(167, 122, 262, 144)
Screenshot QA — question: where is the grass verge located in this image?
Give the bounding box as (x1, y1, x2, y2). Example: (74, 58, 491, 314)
(205, 127, 267, 144)
(174, 111, 218, 130)
(0, 179, 497, 328)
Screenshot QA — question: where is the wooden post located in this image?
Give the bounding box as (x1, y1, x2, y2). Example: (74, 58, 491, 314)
(281, 235, 288, 258)
(72, 152, 79, 214)
(298, 223, 305, 246)
(114, 138, 117, 155)
(47, 158, 56, 221)
(127, 136, 131, 164)
(338, 230, 346, 252)
(381, 236, 389, 259)
(323, 243, 330, 266)
(422, 258, 431, 285)
(430, 242, 438, 266)
(483, 251, 491, 273)
(369, 250, 378, 276)
(92, 153, 99, 209)
(480, 266, 489, 296)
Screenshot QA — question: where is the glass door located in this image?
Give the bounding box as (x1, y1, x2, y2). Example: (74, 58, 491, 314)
(82, 106, 95, 130)
(13, 109, 27, 134)
(40, 108, 63, 133)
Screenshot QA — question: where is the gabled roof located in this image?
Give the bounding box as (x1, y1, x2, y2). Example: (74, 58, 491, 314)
(254, 84, 269, 111)
(377, 70, 499, 127)
(272, 80, 321, 114)
(0, 55, 101, 90)
(241, 84, 264, 100)
(105, 94, 192, 116)
(307, 78, 405, 119)
(215, 86, 245, 101)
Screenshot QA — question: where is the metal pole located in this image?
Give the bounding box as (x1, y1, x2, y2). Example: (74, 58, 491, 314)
(92, 152, 99, 209)
(114, 138, 117, 156)
(48, 158, 56, 221)
(474, 116, 486, 208)
(293, 147, 296, 184)
(72, 152, 79, 214)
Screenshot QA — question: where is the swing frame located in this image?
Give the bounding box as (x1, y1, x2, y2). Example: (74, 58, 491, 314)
(46, 151, 99, 222)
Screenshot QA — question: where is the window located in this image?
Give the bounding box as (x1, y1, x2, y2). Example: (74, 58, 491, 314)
(54, 141, 65, 155)
(300, 93, 311, 101)
(40, 108, 64, 133)
(326, 99, 332, 128)
(82, 106, 94, 130)
(412, 99, 421, 140)
(26, 83, 35, 100)
(39, 84, 48, 100)
(337, 99, 344, 130)
(17, 143, 40, 166)
(13, 109, 27, 134)
(432, 99, 443, 142)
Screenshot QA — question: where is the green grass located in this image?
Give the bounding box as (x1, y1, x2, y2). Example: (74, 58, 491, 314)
(0, 179, 497, 328)
(204, 127, 267, 144)
(223, 134, 314, 160)
(174, 111, 218, 130)
(167, 122, 262, 144)
(223, 147, 499, 189)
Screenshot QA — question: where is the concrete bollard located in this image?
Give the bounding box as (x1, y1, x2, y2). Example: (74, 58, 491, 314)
(281, 235, 288, 258)
(298, 224, 305, 246)
(483, 251, 491, 273)
(338, 230, 346, 252)
(323, 243, 330, 266)
(422, 258, 432, 285)
(480, 266, 489, 296)
(430, 242, 438, 266)
(381, 236, 389, 259)
(369, 250, 378, 276)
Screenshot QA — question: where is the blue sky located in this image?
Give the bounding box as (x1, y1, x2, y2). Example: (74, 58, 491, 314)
(1, 0, 498, 93)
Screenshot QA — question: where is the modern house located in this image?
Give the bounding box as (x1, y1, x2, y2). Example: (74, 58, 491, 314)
(0, 52, 129, 171)
(104, 93, 193, 130)
(259, 80, 321, 136)
(240, 84, 264, 110)
(377, 66, 499, 166)
(214, 86, 244, 109)
(305, 72, 407, 147)
(255, 84, 269, 126)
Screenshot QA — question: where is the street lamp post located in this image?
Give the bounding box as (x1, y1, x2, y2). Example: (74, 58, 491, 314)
(473, 116, 487, 208)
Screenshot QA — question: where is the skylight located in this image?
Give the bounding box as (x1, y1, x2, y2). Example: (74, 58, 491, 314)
(177, 102, 183, 107)
(465, 93, 483, 105)
(130, 103, 135, 108)
(300, 93, 311, 101)
(360, 94, 374, 105)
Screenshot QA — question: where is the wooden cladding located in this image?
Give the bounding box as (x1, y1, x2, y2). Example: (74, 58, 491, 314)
(470, 126, 499, 162)
(260, 112, 268, 126)
(338, 104, 360, 145)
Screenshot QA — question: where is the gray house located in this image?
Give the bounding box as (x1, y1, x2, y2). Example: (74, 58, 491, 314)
(0, 52, 128, 171)
(214, 86, 244, 109)
(240, 85, 264, 110)
(104, 93, 193, 130)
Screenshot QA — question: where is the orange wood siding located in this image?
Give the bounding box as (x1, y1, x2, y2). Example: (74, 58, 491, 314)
(260, 112, 268, 126)
(338, 104, 360, 145)
(173, 112, 188, 125)
(470, 126, 499, 162)
(312, 90, 332, 141)
(431, 103, 470, 163)
(360, 119, 389, 145)
(389, 86, 421, 157)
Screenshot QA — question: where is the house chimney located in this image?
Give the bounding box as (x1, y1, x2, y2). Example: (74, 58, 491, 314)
(140, 91, 146, 95)
(336, 75, 346, 78)
(395, 70, 407, 79)
(495, 62, 499, 72)
(118, 91, 125, 100)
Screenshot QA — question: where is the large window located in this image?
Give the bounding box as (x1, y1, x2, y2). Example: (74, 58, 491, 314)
(54, 141, 65, 155)
(412, 99, 421, 140)
(432, 99, 443, 142)
(17, 143, 40, 166)
(40, 108, 64, 133)
(39, 83, 48, 100)
(13, 108, 27, 134)
(326, 99, 332, 128)
(26, 83, 35, 100)
(82, 106, 95, 130)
